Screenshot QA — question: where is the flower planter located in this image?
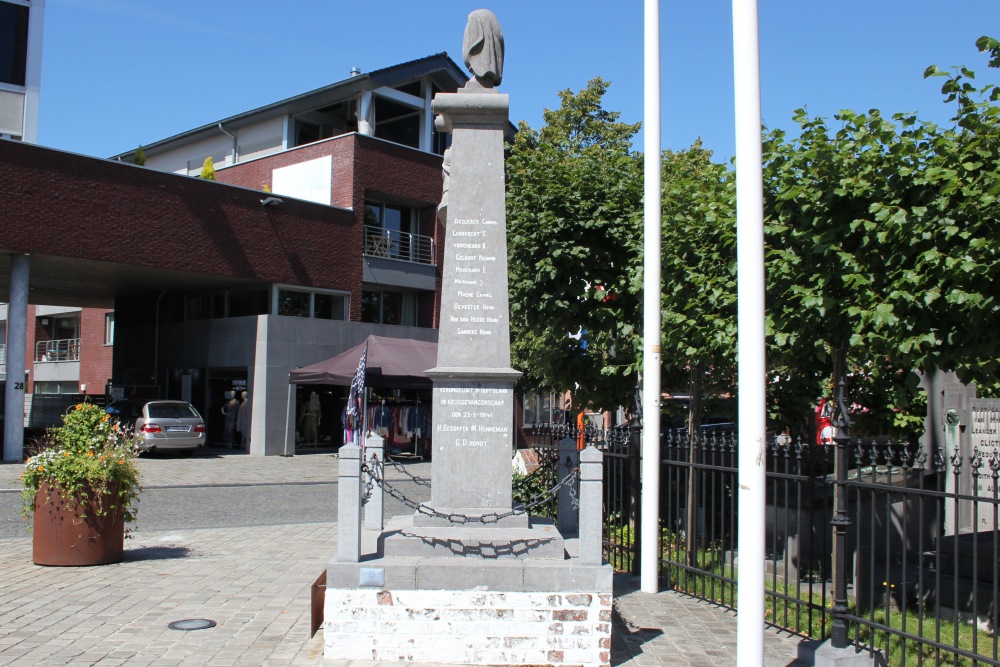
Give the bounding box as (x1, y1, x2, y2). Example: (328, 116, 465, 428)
(32, 482, 124, 566)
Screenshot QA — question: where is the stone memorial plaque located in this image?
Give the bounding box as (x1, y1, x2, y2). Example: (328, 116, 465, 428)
(432, 381, 514, 510)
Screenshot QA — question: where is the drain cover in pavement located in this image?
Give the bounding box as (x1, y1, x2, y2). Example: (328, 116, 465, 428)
(168, 619, 217, 631)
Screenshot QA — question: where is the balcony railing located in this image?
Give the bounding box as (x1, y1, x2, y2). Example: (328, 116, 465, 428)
(35, 338, 80, 363)
(0, 342, 5, 372)
(363, 226, 436, 265)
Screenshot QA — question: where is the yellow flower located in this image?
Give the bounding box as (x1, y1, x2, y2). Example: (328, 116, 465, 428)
(63, 452, 70, 457)
(37, 466, 43, 472)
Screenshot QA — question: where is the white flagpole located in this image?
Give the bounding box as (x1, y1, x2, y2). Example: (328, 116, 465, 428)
(641, 0, 663, 594)
(732, 0, 767, 663)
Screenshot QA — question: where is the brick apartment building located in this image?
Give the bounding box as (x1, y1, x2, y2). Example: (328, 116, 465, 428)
(2, 53, 472, 457)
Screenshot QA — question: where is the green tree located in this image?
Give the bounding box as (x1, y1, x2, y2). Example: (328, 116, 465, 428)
(506, 78, 643, 411)
(200, 156, 216, 180)
(764, 37, 1000, 433)
(658, 141, 737, 428)
(134, 145, 146, 166)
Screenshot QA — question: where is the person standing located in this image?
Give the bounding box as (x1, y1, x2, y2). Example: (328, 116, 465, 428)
(236, 390, 250, 451)
(221, 391, 239, 448)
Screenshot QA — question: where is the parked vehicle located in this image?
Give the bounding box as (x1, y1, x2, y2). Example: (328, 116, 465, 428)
(133, 400, 206, 455)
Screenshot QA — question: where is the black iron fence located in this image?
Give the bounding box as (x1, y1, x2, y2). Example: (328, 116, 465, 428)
(520, 422, 999, 666)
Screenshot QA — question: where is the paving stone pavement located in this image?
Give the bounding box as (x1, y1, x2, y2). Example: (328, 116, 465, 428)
(0, 450, 814, 666)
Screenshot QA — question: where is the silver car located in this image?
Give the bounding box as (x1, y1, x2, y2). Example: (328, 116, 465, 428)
(134, 400, 206, 455)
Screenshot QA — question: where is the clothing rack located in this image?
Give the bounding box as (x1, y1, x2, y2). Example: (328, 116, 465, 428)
(366, 398, 430, 460)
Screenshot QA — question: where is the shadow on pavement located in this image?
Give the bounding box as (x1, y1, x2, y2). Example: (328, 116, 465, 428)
(124, 546, 190, 561)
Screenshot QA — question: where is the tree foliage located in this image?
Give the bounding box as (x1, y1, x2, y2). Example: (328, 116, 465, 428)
(658, 141, 737, 412)
(508, 38, 1000, 436)
(507, 78, 643, 411)
(765, 37, 1000, 432)
(200, 156, 216, 180)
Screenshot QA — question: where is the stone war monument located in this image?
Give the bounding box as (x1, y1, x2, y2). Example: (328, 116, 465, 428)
(323, 9, 613, 666)
(938, 382, 998, 629)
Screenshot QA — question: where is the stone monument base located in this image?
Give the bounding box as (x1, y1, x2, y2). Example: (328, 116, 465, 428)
(324, 519, 612, 666)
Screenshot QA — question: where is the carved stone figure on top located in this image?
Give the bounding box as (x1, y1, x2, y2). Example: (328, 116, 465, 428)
(462, 9, 504, 88)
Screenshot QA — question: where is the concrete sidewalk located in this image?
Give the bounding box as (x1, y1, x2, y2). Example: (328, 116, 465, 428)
(0, 450, 813, 666)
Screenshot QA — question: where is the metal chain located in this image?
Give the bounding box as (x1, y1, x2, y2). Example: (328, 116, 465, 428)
(381, 455, 432, 487)
(360, 455, 380, 506)
(362, 460, 580, 524)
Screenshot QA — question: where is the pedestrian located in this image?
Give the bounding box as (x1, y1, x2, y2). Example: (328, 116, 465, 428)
(237, 390, 250, 450)
(221, 391, 239, 448)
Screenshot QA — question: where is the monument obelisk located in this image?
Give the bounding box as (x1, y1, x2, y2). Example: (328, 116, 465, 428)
(423, 8, 522, 523)
(324, 13, 612, 664)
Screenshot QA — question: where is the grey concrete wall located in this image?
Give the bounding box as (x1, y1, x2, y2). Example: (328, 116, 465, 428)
(159, 316, 436, 456)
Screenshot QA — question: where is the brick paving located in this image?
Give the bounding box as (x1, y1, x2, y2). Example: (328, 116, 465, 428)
(0, 450, 812, 666)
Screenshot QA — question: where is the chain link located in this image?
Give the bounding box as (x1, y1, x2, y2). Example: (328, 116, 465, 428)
(382, 455, 432, 487)
(361, 459, 580, 524)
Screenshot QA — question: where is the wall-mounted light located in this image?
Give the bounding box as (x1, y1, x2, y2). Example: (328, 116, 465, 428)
(260, 197, 284, 207)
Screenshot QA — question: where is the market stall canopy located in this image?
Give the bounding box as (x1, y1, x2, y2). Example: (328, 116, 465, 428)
(288, 335, 437, 389)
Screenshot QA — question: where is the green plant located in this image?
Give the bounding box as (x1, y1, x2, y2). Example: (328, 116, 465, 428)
(134, 145, 146, 166)
(21, 402, 142, 531)
(512, 467, 556, 520)
(200, 156, 215, 180)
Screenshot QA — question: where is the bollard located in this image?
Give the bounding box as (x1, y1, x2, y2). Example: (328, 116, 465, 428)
(364, 434, 385, 531)
(558, 437, 580, 534)
(337, 443, 362, 562)
(579, 445, 604, 566)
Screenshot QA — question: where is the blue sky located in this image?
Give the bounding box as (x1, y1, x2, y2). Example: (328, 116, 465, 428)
(37, 0, 1000, 163)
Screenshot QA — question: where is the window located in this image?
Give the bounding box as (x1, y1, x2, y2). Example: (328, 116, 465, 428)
(373, 96, 421, 149)
(522, 392, 571, 426)
(104, 312, 114, 345)
(361, 289, 416, 326)
(228, 289, 268, 317)
(274, 286, 348, 320)
(0, 2, 28, 87)
(364, 200, 415, 260)
(277, 289, 310, 317)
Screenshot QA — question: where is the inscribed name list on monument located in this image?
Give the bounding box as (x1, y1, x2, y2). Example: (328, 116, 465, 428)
(967, 399, 1000, 530)
(448, 216, 504, 340)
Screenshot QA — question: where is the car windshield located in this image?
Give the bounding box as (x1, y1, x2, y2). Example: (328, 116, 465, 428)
(147, 403, 199, 419)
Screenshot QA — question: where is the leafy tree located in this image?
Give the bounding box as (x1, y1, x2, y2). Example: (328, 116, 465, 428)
(200, 156, 216, 180)
(764, 37, 1000, 433)
(134, 145, 146, 166)
(506, 78, 643, 412)
(657, 141, 737, 428)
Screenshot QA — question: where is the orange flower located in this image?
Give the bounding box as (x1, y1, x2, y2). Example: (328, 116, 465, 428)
(37, 466, 43, 472)
(87, 451, 94, 457)
(75, 404, 83, 410)
(102, 415, 110, 422)
(118, 459, 124, 465)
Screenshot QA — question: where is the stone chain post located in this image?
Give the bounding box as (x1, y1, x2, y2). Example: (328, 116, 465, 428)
(558, 437, 580, 534)
(337, 443, 362, 562)
(364, 434, 385, 532)
(579, 445, 604, 566)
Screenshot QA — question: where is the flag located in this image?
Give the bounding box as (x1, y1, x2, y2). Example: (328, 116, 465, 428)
(346, 343, 368, 445)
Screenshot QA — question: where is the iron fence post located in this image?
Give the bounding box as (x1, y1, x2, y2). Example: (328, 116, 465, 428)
(830, 378, 853, 649)
(629, 417, 643, 576)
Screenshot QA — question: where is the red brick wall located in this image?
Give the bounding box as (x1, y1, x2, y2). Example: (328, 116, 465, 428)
(79, 308, 113, 396)
(1, 141, 359, 295)
(217, 134, 444, 323)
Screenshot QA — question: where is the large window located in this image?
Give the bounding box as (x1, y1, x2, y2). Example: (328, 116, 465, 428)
(275, 287, 348, 320)
(361, 289, 416, 326)
(0, 2, 28, 87)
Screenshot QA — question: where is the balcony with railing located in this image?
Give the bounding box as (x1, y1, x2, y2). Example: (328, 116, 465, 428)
(35, 338, 80, 363)
(0, 342, 5, 373)
(363, 226, 436, 265)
